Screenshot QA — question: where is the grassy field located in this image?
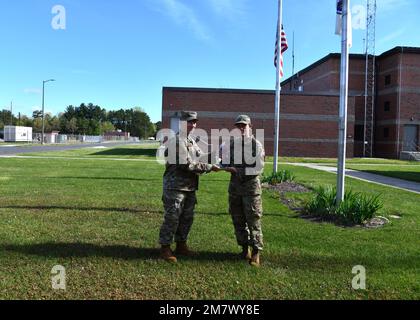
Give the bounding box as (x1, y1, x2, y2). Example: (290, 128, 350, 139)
(341, 164, 420, 183)
(0, 146, 419, 299)
(266, 157, 420, 183)
(0, 143, 31, 146)
(267, 156, 420, 165)
(21, 144, 160, 159)
(0, 142, 41, 147)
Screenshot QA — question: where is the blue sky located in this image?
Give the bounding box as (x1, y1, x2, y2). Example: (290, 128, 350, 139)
(1, 0, 419, 122)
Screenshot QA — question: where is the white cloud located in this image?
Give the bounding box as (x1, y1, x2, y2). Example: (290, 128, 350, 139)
(153, 0, 211, 41)
(376, 0, 413, 13)
(377, 27, 406, 45)
(207, 0, 247, 20)
(24, 88, 41, 95)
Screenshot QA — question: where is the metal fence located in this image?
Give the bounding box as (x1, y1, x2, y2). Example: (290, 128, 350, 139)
(32, 133, 139, 144)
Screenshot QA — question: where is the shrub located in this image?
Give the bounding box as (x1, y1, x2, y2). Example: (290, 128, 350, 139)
(304, 185, 383, 224)
(337, 191, 383, 224)
(262, 170, 295, 185)
(304, 185, 336, 217)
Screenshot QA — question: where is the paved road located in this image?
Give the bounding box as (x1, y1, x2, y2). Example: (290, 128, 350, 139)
(289, 163, 420, 194)
(0, 141, 139, 155)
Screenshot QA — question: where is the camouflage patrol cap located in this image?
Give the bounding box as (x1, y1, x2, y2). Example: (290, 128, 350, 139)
(180, 111, 198, 122)
(235, 114, 251, 125)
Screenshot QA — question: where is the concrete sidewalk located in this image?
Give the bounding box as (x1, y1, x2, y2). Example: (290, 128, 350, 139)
(289, 163, 420, 195)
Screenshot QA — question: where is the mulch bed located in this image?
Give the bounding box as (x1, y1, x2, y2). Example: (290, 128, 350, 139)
(263, 181, 310, 194)
(263, 181, 310, 213)
(263, 182, 389, 229)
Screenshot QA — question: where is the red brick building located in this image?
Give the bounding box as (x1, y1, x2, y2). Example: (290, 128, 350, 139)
(282, 46, 420, 158)
(161, 46, 420, 158)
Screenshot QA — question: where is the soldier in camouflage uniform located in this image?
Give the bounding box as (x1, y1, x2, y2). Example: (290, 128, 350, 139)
(159, 111, 220, 263)
(226, 115, 265, 267)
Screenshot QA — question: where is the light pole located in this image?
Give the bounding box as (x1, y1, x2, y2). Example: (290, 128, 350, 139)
(41, 79, 55, 144)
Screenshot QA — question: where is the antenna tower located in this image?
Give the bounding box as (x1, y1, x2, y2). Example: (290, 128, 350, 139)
(363, 0, 377, 157)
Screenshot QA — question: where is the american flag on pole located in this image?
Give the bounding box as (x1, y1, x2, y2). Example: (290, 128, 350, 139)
(274, 25, 288, 78)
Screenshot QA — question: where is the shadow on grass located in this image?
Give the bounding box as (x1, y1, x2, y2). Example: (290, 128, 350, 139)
(44, 176, 161, 182)
(93, 148, 157, 157)
(1, 242, 240, 261)
(1, 205, 285, 217)
(198, 211, 287, 217)
(1, 205, 163, 215)
(4, 242, 420, 269)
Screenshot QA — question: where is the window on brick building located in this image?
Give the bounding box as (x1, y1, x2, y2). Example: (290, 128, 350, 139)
(384, 101, 390, 111)
(385, 74, 391, 86)
(354, 125, 364, 141)
(383, 128, 390, 138)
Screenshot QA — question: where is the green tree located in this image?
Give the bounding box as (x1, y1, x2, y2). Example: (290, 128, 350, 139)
(108, 108, 128, 131)
(154, 121, 162, 137)
(88, 120, 101, 135)
(63, 105, 75, 120)
(20, 115, 33, 127)
(100, 121, 115, 134)
(0, 109, 13, 127)
(32, 110, 43, 119)
(128, 107, 154, 139)
(77, 118, 89, 135)
(49, 116, 61, 132)
(65, 118, 78, 134)
(32, 118, 42, 133)
(43, 113, 53, 133)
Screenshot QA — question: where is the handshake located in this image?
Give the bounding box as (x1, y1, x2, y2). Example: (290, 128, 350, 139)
(210, 162, 237, 174)
(214, 157, 237, 174)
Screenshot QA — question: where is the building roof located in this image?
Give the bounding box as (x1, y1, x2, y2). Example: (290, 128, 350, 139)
(378, 46, 420, 59)
(163, 47, 420, 96)
(281, 53, 365, 86)
(281, 46, 420, 86)
(163, 87, 275, 95)
(163, 86, 341, 97)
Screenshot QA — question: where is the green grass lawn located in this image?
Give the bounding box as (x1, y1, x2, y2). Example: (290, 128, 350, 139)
(0, 142, 32, 146)
(0, 146, 419, 299)
(24, 143, 160, 159)
(342, 164, 420, 183)
(267, 156, 420, 166)
(267, 157, 420, 183)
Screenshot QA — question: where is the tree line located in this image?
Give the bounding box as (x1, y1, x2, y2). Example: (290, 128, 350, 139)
(0, 103, 161, 139)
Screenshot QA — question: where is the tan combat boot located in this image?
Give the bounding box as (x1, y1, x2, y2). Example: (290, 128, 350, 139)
(175, 241, 195, 256)
(160, 245, 177, 263)
(249, 249, 260, 267)
(241, 245, 251, 260)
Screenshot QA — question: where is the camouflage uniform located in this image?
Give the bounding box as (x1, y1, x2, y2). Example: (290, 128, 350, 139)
(159, 119, 213, 245)
(228, 121, 265, 251)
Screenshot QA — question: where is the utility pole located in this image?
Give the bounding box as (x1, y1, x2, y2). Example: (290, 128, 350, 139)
(10, 101, 13, 125)
(41, 79, 55, 144)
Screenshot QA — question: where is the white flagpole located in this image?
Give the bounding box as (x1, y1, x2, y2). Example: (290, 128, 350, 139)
(273, 0, 283, 174)
(336, 0, 350, 203)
